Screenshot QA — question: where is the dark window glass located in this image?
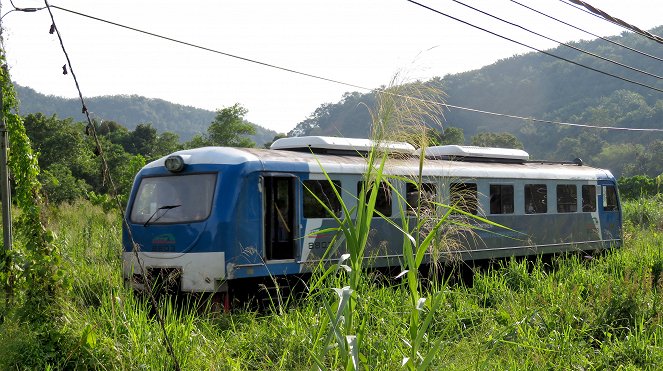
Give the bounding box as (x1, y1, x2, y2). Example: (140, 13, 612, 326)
(303, 180, 342, 218)
(450, 183, 478, 215)
(603, 185, 619, 211)
(490, 184, 514, 214)
(406, 182, 437, 216)
(557, 184, 577, 213)
(525, 184, 547, 214)
(358, 181, 392, 217)
(582, 185, 597, 212)
(130, 173, 217, 224)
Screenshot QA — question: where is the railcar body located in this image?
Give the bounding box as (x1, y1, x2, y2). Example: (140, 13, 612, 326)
(122, 137, 622, 296)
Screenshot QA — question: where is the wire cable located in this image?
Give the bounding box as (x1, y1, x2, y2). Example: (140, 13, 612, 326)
(450, 0, 662, 80)
(406, 0, 663, 93)
(441, 101, 663, 132)
(2, 0, 46, 20)
(510, 0, 663, 63)
(559, 0, 663, 44)
(42, 2, 182, 370)
(52, 3, 663, 95)
(50, 5, 369, 93)
(13, 3, 663, 134)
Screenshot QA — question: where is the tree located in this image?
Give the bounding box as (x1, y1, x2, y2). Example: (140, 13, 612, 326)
(434, 126, 464, 145)
(593, 143, 643, 177)
(183, 133, 208, 149)
(39, 163, 91, 205)
(154, 131, 182, 157)
(206, 103, 256, 147)
(471, 132, 523, 149)
(263, 133, 287, 149)
(123, 123, 158, 157)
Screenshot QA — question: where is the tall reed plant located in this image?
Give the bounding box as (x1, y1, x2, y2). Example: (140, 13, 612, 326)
(307, 75, 508, 369)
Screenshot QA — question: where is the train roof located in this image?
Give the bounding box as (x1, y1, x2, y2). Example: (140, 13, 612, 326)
(270, 136, 415, 154)
(143, 145, 614, 181)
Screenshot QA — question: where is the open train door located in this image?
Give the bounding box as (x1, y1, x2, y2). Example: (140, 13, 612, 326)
(263, 175, 297, 260)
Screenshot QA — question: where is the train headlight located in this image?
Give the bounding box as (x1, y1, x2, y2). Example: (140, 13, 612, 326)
(165, 155, 185, 173)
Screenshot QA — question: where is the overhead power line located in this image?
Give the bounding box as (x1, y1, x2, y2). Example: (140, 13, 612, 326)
(50, 3, 663, 95)
(559, 0, 663, 44)
(49, 5, 369, 92)
(406, 0, 663, 93)
(510, 0, 663, 63)
(42, 1, 182, 370)
(441, 102, 663, 133)
(450, 0, 663, 80)
(8, 3, 663, 134)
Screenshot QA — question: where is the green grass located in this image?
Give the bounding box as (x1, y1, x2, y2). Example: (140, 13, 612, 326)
(1, 199, 663, 369)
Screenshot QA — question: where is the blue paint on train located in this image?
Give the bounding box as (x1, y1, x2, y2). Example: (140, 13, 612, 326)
(122, 144, 623, 295)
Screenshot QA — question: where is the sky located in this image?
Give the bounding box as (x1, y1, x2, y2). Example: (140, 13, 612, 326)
(1, 0, 662, 133)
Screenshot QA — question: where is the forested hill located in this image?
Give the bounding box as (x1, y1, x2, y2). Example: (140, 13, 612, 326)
(289, 26, 663, 177)
(14, 85, 277, 145)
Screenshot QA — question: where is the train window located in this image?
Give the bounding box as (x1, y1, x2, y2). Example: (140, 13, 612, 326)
(525, 184, 547, 214)
(406, 182, 437, 216)
(603, 185, 619, 211)
(489, 184, 514, 214)
(450, 183, 478, 215)
(582, 185, 597, 212)
(303, 180, 342, 218)
(556, 184, 577, 213)
(357, 181, 392, 217)
(130, 173, 217, 224)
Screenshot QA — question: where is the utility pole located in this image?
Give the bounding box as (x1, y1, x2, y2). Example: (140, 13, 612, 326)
(0, 0, 14, 307)
(0, 65, 12, 267)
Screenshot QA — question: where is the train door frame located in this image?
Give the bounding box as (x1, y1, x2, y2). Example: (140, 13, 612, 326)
(597, 180, 621, 243)
(262, 174, 298, 260)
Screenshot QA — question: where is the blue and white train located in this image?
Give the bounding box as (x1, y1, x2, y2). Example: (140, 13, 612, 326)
(122, 136, 622, 301)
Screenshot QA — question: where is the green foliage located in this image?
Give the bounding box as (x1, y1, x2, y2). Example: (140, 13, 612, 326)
(16, 85, 278, 145)
(2, 201, 663, 369)
(40, 163, 91, 205)
(594, 143, 642, 177)
(263, 133, 287, 148)
(618, 175, 662, 200)
(434, 126, 465, 145)
(197, 103, 256, 148)
(622, 195, 663, 229)
(471, 131, 524, 149)
(632, 140, 663, 177)
(1, 62, 66, 360)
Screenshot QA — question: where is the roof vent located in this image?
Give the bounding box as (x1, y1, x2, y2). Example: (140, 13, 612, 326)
(270, 136, 415, 155)
(418, 145, 529, 162)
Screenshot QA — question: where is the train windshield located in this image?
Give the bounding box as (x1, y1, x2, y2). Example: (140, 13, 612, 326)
(130, 173, 217, 225)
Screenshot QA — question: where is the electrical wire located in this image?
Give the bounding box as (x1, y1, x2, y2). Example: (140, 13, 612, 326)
(441, 102, 663, 132)
(42, 2, 182, 370)
(510, 0, 663, 63)
(49, 5, 369, 93)
(2, 0, 46, 20)
(9, 3, 663, 133)
(51, 3, 663, 94)
(449, 0, 663, 80)
(559, 0, 663, 44)
(406, 0, 663, 93)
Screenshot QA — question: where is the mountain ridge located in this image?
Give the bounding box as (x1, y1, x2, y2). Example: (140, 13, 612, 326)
(14, 84, 278, 145)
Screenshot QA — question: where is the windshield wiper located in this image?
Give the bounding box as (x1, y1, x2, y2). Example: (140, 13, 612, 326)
(143, 204, 181, 227)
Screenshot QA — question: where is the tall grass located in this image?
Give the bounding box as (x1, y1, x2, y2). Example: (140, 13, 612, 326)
(1, 199, 662, 369)
(622, 194, 663, 230)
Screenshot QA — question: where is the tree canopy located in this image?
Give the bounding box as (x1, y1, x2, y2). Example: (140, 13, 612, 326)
(205, 104, 256, 148)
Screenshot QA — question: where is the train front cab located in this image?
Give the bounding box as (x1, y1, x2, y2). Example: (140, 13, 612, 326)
(123, 149, 262, 297)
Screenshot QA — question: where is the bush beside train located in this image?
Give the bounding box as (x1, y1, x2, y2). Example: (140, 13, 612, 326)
(122, 136, 622, 298)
